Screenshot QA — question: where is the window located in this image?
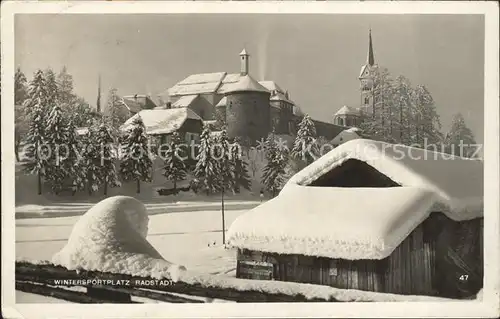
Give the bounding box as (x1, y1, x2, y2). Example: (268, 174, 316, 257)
(338, 118, 344, 126)
(364, 97, 370, 105)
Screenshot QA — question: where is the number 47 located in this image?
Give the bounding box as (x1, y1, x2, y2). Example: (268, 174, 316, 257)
(459, 274, 469, 281)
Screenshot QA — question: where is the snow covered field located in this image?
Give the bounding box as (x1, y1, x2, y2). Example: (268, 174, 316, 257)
(16, 200, 256, 303)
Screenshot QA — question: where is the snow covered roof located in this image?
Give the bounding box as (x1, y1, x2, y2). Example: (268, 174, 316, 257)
(259, 81, 285, 94)
(121, 97, 142, 113)
(75, 127, 89, 136)
(287, 139, 484, 217)
(270, 91, 293, 104)
(220, 74, 270, 94)
(121, 108, 202, 135)
(216, 96, 227, 107)
(228, 185, 440, 260)
(293, 104, 305, 117)
(172, 94, 199, 108)
(168, 72, 227, 96)
(229, 139, 483, 260)
(335, 105, 360, 116)
(329, 129, 362, 146)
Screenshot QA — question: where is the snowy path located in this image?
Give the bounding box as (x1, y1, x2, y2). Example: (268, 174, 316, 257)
(15, 201, 260, 219)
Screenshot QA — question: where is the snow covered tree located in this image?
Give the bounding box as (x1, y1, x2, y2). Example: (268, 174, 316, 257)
(44, 105, 69, 194)
(23, 103, 48, 195)
(163, 131, 187, 194)
(65, 118, 86, 192)
(230, 141, 252, 193)
(120, 117, 152, 193)
(56, 66, 75, 108)
(44, 68, 59, 108)
(15, 104, 29, 162)
(104, 88, 129, 134)
(443, 113, 478, 158)
(291, 114, 318, 167)
(15, 67, 28, 106)
(81, 125, 103, 195)
(411, 85, 443, 146)
(392, 75, 414, 145)
(262, 132, 288, 198)
(216, 129, 234, 245)
(96, 122, 120, 195)
(194, 125, 221, 195)
(23, 70, 47, 115)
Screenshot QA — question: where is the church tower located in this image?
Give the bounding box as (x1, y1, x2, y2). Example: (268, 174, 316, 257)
(359, 29, 377, 118)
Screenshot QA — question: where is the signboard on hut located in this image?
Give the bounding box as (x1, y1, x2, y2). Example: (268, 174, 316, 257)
(236, 260, 274, 280)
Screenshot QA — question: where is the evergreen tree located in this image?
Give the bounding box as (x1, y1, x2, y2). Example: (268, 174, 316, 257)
(291, 114, 318, 168)
(65, 118, 86, 193)
(15, 104, 29, 162)
(411, 85, 443, 146)
(15, 67, 28, 106)
(216, 129, 233, 245)
(44, 105, 68, 194)
(444, 113, 478, 158)
(230, 141, 252, 193)
(23, 70, 47, 114)
(163, 131, 187, 193)
(23, 103, 47, 195)
(44, 68, 59, 108)
(57, 66, 76, 110)
(104, 88, 129, 133)
(81, 125, 102, 195)
(120, 117, 152, 193)
(392, 75, 414, 145)
(262, 132, 287, 197)
(96, 122, 120, 195)
(194, 125, 220, 195)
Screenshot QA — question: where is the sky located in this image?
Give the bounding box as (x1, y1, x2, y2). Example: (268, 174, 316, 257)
(15, 14, 484, 143)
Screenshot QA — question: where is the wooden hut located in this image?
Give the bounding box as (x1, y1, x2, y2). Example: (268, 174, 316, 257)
(228, 139, 483, 299)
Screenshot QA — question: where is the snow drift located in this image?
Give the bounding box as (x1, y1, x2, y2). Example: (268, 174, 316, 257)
(52, 196, 186, 281)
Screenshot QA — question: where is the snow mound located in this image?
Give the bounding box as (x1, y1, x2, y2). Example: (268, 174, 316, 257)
(52, 196, 186, 281)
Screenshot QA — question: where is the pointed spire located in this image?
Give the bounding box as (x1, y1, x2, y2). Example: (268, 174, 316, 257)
(96, 74, 102, 113)
(367, 29, 375, 66)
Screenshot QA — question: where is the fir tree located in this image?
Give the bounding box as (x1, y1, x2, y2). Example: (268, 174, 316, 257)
(291, 114, 318, 167)
(81, 125, 102, 195)
(230, 141, 251, 193)
(96, 122, 120, 195)
(194, 125, 220, 195)
(105, 88, 129, 134)
(44, 105, 68, 194)
(411, 85, 443, 146)
(23, 70, 47, 115)
(57, 66, 76, 110)
(120, 117, 152, 193)
(444, 113, 478, 158)
(392, 75, 414, 145)
(23, 103, 47, 195)
(262, 132, 287, 198)
(15, 67, 28, 106)
(44, 69, 59, 108)
(65, 118, 86, 193)
(216, 129, 233, 245)
(163, 131, 187, 194)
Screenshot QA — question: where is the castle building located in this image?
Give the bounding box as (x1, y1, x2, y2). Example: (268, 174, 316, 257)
(333, 29, 378, 127)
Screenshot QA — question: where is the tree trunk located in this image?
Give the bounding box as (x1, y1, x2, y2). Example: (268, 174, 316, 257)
(173, 179, 177, 195)
(104, 180, 108, 196)
(37, 172, 42, 195)
(221, 189, 226, 245)
(136, 179, 141, 194)
(15, 141, 20, 162)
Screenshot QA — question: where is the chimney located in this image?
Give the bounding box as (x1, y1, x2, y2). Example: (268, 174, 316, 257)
(285, 90, 289, 99)
(240, 48, 249, 76)
(166, 102, 172, 109)
(134, 94, 138, 100)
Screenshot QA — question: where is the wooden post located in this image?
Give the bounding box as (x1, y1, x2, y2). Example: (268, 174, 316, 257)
(37, 172, 42, 195)
(221, 188, 226, 245)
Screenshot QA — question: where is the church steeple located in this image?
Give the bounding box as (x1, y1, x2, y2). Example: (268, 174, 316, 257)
(367, 29, 375, 66)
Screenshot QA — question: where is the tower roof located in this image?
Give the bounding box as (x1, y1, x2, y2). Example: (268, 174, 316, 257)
(335, 105, 360, 116)
(223, 74, 269, 94)
(240, 48, 248, 56)
(367, 29, 375, 66)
